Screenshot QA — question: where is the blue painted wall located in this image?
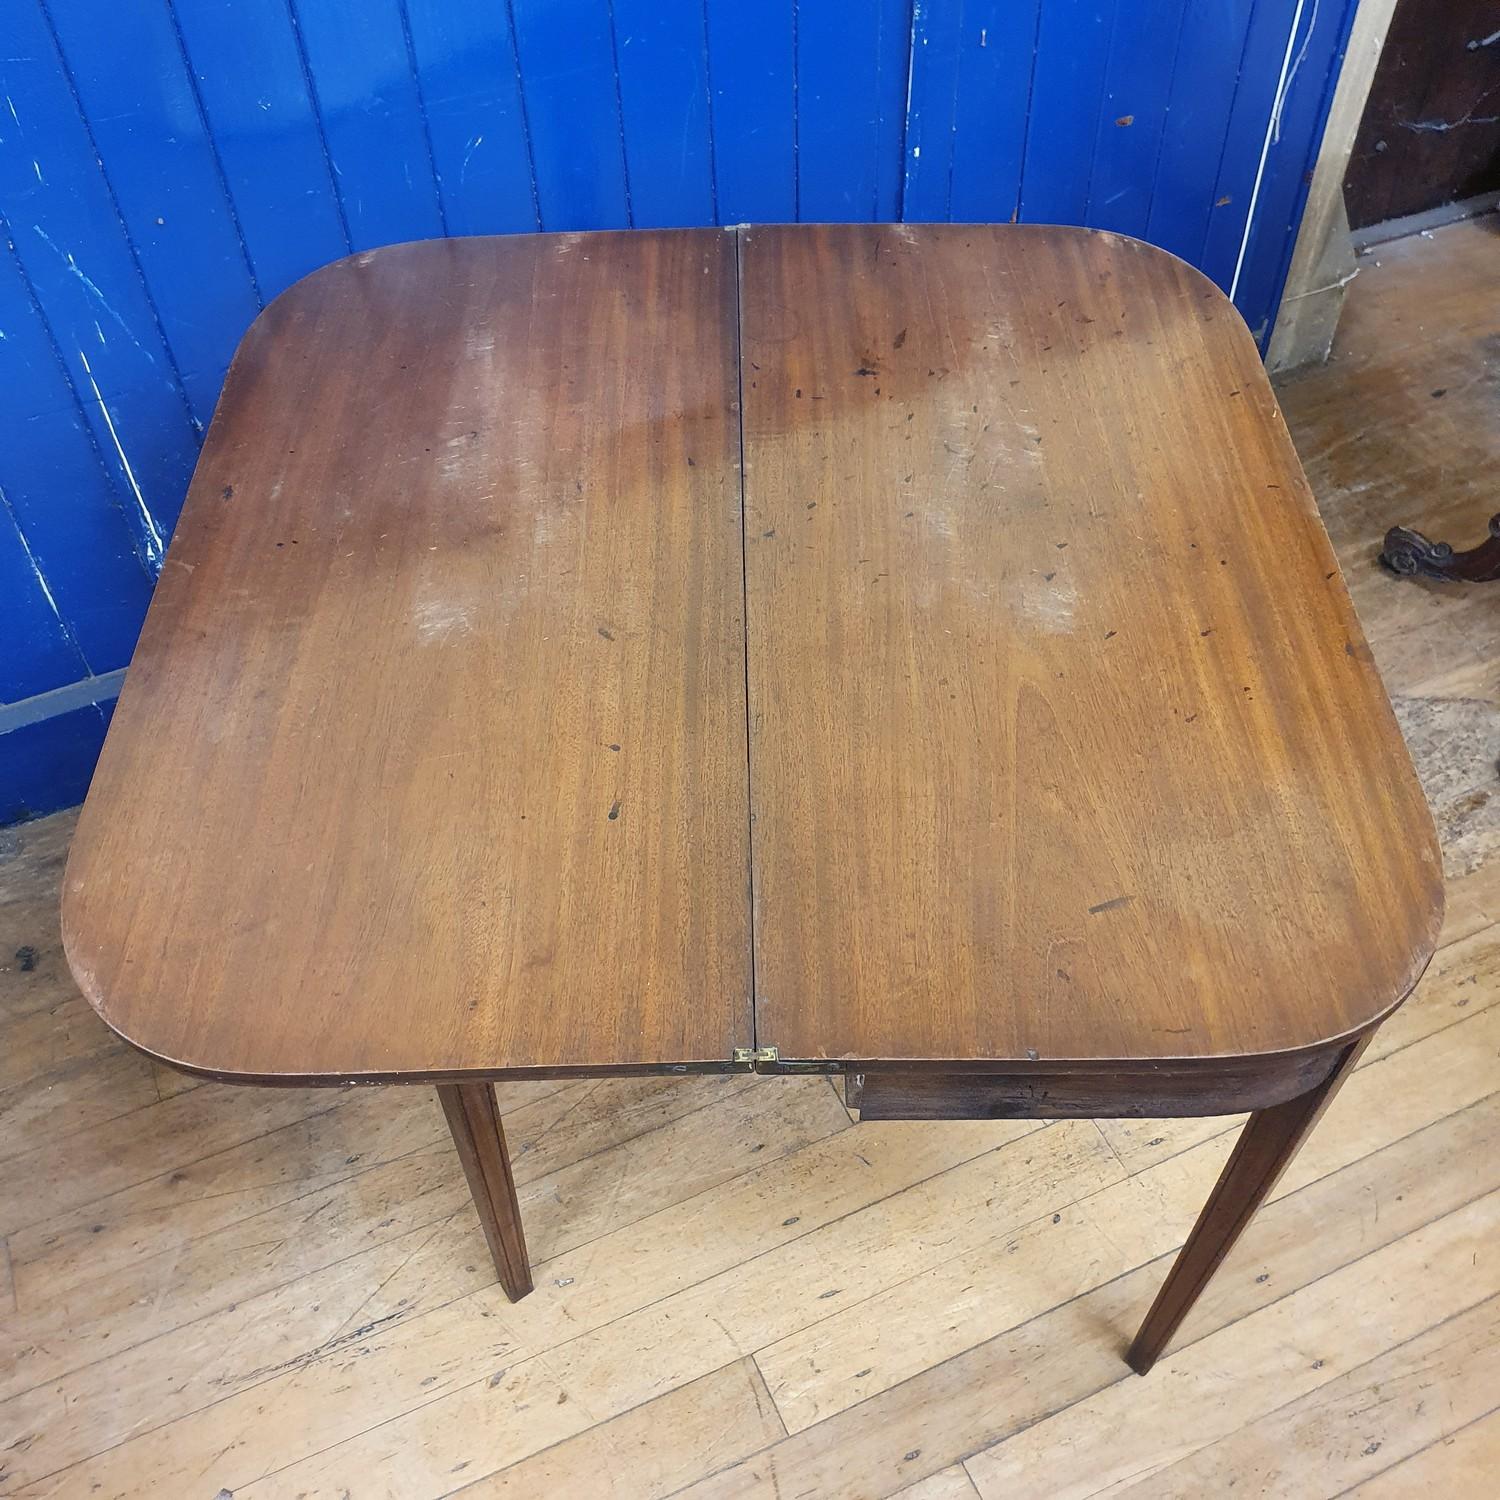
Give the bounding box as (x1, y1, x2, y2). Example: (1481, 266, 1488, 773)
(2, 0, 1356, 822)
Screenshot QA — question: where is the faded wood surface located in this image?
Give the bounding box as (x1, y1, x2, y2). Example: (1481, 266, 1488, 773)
(61, 231, 753, 1081)
(739, 222, 1438, 1067)
(2, 222, 1495, 1496)
(66, 223, 1439, 1086)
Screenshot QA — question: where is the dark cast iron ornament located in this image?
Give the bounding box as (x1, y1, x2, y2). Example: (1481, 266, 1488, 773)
(1381, 513, 1500, 584)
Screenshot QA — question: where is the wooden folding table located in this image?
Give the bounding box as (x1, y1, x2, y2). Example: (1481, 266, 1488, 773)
(63, 225, 1440, 1375)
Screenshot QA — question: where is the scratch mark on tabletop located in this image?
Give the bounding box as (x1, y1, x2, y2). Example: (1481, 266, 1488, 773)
(412, 598, 475, 642)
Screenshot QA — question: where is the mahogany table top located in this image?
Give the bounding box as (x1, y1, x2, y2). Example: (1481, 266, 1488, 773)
(63, 225, 1441, 1084)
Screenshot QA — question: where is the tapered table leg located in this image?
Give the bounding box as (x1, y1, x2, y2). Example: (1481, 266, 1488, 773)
(437, 1082, 533, 1301)
(1127, 1035, 1371, 1375)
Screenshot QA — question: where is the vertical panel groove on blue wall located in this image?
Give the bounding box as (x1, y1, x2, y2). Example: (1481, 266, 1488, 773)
(173, 0, 350, 294)
(611, 0, 715, 228)
(162, 1, 266, 309)
(797, 0, 910, 223)
(603, 0, 638, 227)
(906, 1, 1049, 226)
(501, 0, 546, 233)
(402, 6, 451, 235)
(873, 0, 915, 221)
(1003, 1, 1048, 224)
(1201, 0, 1297, 284)
(1083, 0, 1190, 238)
(1, 0, 1357, 819)
(891, 0, 916, 221)
(282, 0, 357, 257)
(1018, 0, 1118, 224)
(899, 2, 959, 221)
(291, 0, 447, 251)
(790, 0, 801, 219)
(1134, 1, 1193, 240)
(1078, 2, 1125, 222)
(396, 0, 453, 240)
(404, 0, 540, 238)
(1148, 0, 1258, 266)
(697, 0, 723, 225)
(504, 0, 546, 231)
(1200, 5, 1284, 282)
(33, 0, 222, 431)
(509, 0, 632, 231)
(704, 0, 795, 223)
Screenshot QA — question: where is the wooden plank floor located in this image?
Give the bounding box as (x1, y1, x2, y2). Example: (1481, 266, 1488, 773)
(4, 217, 1499, 1498)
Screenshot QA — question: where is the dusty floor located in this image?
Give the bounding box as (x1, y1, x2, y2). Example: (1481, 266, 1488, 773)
(2, 216, 1499, 1497)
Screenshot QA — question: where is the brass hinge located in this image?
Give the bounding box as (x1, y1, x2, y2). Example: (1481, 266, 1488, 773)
(732, 1045, 780, 1069)
(731, 1046, 842, 1075)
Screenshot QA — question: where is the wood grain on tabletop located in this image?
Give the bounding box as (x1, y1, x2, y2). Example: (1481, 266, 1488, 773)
(61, 231, 753, 1082)
(737, 222, 1441, 1068)
(61, 221, 1442, 1086)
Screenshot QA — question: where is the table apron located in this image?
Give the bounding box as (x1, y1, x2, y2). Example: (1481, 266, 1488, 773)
(843, 1047, 1348, 1120)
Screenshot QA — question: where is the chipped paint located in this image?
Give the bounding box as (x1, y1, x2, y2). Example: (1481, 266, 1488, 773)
(32, 227, 153, 357)
(11, 515, 63, 621)
(77, 349, 164, 567)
